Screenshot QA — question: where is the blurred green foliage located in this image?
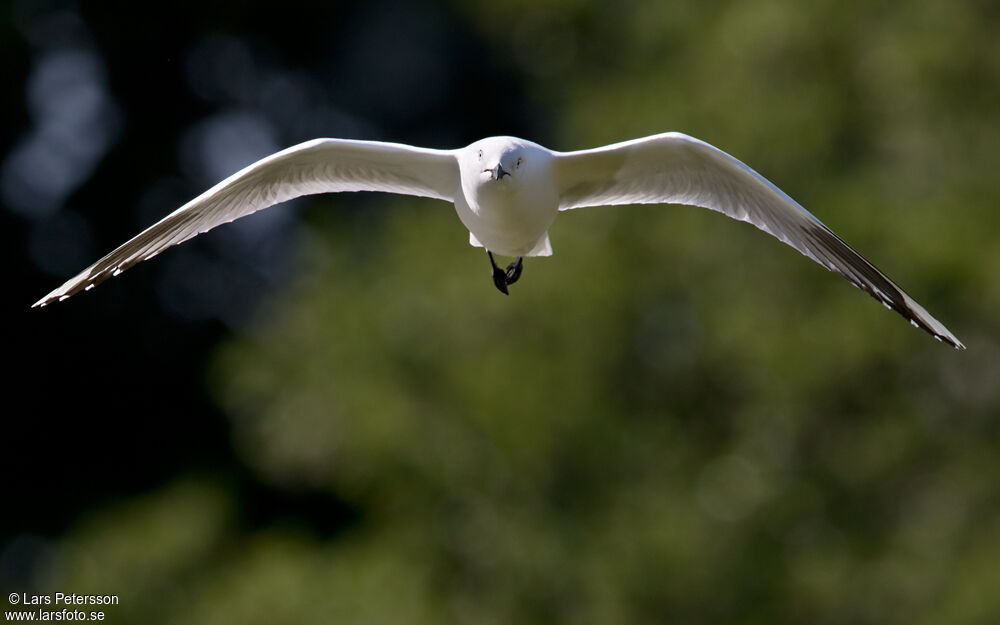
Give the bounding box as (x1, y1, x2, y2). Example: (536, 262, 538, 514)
(40, 0, 1000, 623)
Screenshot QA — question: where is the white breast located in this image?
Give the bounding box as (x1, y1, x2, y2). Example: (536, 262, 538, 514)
(455, 174, 556, 256)
(454, 140, 560, 257)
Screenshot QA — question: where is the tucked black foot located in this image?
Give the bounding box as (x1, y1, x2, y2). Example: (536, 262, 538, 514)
(505, 257, 523, 285)
(488, 251, 509, 295)
(492, 266, 509, 294)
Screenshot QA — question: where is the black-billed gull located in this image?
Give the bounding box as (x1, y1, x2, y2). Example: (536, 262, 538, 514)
(32, 133, 964, 349)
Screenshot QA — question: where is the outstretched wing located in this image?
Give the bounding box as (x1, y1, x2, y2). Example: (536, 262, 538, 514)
(33, 139, 459, 307)
(552, 132, 963, 349)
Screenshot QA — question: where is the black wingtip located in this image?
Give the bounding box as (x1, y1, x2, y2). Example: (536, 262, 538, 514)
(800, 224, 964, 350)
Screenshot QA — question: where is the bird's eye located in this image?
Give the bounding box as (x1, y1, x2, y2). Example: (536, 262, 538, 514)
(516, 157, 523, 168)
(478, 149, 483, 159)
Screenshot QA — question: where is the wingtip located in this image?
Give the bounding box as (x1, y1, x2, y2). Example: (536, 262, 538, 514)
(922, 323, 965, 351)
(31, 293, 53, 308)
(930, 327, 965, 350)
(32, 285, 75, 308)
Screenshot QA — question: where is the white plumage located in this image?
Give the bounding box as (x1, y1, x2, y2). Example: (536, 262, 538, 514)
(33, 132, 964, 349)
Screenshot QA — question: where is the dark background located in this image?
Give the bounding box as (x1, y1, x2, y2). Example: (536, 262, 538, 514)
(3, 1, 999, 623)
(5, 0, 531, 537)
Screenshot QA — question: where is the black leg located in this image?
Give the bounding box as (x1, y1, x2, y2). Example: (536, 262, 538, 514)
(487, 251, 509, 295)
(505, 257, 523, 285)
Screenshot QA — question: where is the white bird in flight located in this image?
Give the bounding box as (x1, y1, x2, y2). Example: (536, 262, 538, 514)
(33, 132, 964, 349)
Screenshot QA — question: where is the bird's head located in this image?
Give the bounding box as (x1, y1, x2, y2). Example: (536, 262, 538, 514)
(465, 136, 538, 186)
